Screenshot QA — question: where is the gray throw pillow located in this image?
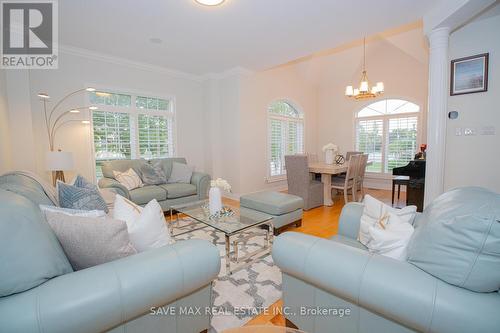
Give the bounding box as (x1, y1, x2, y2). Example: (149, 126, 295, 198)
(140, 163, 167, 185)
(168, 162, 193, 184)
(57, 178, 109, 213)
(407, 187, 500, 292)
(44, 211, 137, 270)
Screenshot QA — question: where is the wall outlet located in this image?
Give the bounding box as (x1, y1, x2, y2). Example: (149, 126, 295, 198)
(455, 127, 462, 136)
(464, 127, 476, 136)
(479, 126, 496, 136)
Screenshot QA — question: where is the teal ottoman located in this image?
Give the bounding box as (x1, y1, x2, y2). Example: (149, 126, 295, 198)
(240, 191, 304, 235)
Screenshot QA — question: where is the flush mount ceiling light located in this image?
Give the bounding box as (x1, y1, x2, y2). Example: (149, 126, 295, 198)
(194, 0, 225, 6)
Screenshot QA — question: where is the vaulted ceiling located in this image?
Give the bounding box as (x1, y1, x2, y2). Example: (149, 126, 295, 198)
(59, 0, 440, 75)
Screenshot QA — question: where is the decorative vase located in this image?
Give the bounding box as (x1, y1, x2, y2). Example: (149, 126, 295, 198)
(325, 149, 335, 165)
(209, 186, 222, 215)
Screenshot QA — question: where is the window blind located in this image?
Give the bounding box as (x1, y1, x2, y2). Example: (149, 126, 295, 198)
(138, 114, 173, 159)
(387, 116, 418, 172)
(356, 119, 383, 172)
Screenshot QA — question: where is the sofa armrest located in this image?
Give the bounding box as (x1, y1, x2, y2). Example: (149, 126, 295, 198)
(98, 177, 130, 199)
(191, 172, 210, 199)
(272, 232, 500, 333)
(0, 239, 221, 333)
(338, 202, 363, 239)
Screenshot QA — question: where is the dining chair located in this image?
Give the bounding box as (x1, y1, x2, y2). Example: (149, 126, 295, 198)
(331, 154, 361, 204)
(354, 154, 369, 201)
(346, 151, 363, 161)
(285, 154, 324, 210)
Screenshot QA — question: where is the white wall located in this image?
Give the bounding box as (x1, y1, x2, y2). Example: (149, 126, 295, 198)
(445, 14, 500, 192)
(4, 51, 206, 182)
(0, 70, 12, 174)
(238, 65, 318, 196)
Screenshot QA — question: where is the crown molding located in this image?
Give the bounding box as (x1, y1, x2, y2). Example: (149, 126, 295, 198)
(58, 44, 205, 82)
(201, 66, 254, 81)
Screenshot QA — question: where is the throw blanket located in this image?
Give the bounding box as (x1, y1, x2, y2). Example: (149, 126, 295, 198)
(2, 170, 59, 205)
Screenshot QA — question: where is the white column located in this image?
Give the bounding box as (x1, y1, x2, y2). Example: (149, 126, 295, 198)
(424, 27, 450, 207)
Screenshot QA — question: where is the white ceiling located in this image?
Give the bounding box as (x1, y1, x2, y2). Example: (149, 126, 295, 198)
(59, 0, 439, 75)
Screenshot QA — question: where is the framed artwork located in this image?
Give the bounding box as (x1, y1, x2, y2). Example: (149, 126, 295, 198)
(450, 53, 489, 96)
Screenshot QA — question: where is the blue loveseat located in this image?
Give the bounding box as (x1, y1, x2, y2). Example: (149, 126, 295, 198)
(273, 188, 500, 333)
(0, 174, 220, 333)
(98, 158, 210, 211)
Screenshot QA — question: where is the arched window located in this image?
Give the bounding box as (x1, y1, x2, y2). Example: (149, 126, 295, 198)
(355, 99, 420, 173)
(268, 100, 304, 178)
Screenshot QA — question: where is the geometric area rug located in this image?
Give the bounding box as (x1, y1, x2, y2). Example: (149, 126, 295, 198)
(171, 217, 282, 333)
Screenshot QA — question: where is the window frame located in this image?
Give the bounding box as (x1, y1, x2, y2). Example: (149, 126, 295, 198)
(266, 99, 305, 181)
(87, 87, 176, 180)
(353, 98, 421, 176)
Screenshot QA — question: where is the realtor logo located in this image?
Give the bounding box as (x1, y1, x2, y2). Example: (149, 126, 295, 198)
(1, 0, 58, 69)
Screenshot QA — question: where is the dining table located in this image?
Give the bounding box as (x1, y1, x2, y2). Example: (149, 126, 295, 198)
(309, 160, 372, 206)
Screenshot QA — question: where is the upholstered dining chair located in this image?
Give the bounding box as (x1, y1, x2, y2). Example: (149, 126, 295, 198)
(346, 151, 363, 161)
(285, 155, 324, 210)
(331, 154, 361, 204)
(354, 154, 369, 201)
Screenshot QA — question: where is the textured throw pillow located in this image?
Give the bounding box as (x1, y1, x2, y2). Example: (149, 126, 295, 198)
(40, 204, 107, 218)
(57, 180, 109, 213)
(113, 195, 173, 251)
(140, 163, 167, 185)
(44, 211, 137, 270)
(168, 162, 193, 184)
(113, 168, 143, 190)
(358, 194, 417, 246)
(407, 187, 500, 292)
(367, 213, 414, 260)
(72, 174, 97, 189)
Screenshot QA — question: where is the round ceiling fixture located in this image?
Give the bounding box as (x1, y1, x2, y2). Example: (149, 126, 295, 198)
(194, 0, 225, 6)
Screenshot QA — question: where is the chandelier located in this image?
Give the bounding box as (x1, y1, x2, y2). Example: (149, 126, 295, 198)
(345, 37, 384, 100)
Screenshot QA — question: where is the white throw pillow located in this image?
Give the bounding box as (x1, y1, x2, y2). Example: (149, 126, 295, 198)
(367, 213, 414, 260)
(113, 195, 173, 251)
(358, 194, 417, 246)
(113, 168, 143, 191)
(168, 162, 193, 184)
(39, 205, 107, 218)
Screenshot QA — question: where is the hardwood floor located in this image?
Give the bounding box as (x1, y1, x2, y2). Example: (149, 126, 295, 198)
(222, 188, 404, 327)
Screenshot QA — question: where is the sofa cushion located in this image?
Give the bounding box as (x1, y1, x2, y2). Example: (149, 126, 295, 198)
(101, 159, 147, 179)
(0, 189, 73, 297)
(240, 191, 304, 216)
(139, 162, 167, 185)
(160, 183, 197, 199)
(149, 157, 187, 179)
(129, 185, 167, 205)
(407, 187, 500, 292)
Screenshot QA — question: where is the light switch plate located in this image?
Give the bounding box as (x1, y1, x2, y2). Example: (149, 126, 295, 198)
(464, 127, 476, 136)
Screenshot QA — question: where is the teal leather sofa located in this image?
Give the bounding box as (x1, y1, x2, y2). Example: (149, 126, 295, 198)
(273, 191, 500, 333)
(0, 174, 220, 333)
(98, 158, 210, 211)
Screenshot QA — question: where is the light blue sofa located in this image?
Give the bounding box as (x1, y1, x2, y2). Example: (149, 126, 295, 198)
(273, 193, 500, 333)
(0, 174, 220, 333)
(98, 158, 210, 211)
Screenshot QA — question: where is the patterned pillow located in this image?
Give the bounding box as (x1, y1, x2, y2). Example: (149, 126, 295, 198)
(139, 163, 167, 185)
(57, 180, 109, 213)
(44, 211, 137, 270)
(72, 174, 97, 189)
(113, 168, 143, 190)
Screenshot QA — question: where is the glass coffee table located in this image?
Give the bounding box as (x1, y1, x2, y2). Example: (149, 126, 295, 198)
(169, 200, 274, 275)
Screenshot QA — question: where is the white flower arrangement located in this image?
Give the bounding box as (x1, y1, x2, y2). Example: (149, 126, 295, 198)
(322, 143, 338, 152)
(210, 178, 231, 192)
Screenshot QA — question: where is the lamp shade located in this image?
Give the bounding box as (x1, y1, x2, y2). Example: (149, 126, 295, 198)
(45, 151, 74, 171)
